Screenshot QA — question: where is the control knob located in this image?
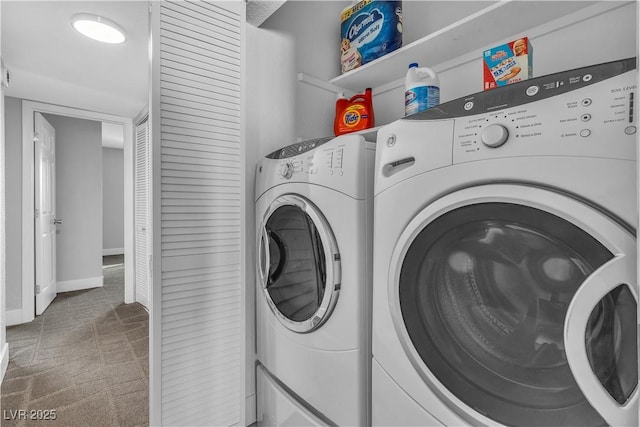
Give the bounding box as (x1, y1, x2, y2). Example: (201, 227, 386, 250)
(481, 124, 509, 148)
(281, 162, 294, 179)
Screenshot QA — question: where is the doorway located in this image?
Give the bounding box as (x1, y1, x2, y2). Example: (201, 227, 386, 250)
(1, 102, 149, 425)
(20, 101, 137, 324)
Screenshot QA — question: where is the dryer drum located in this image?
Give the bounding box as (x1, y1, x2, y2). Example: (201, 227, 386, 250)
(265, 205, 327, 322)
(266, 230, 287, 283)
(399, 202, 637, 426)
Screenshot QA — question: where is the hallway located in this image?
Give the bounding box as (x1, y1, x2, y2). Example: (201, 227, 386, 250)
(1, 255, 148, 426)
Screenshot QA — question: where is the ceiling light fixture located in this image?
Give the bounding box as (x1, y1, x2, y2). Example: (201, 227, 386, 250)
(71, 13, 127, 44)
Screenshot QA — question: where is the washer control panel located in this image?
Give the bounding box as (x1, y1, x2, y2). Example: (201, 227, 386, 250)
(445, 58, 637, 162)
(406, 58, 636, 122)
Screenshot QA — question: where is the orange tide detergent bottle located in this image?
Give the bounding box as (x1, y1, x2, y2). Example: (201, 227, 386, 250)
(334, 88, 375, 136)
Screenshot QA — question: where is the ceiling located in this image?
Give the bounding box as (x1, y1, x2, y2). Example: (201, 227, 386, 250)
(1, 1, 149, 119)
(246, 1, 286, 27)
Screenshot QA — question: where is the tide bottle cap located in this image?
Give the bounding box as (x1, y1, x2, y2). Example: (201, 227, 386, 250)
(409, 62, 419, 68)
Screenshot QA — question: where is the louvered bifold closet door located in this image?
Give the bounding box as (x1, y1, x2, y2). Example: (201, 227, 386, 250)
(135, 116, 150, 308)
(156, 1, 243, 426)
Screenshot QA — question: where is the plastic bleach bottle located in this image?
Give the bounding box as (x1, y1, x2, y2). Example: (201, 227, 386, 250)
(405, 63, 439, 116)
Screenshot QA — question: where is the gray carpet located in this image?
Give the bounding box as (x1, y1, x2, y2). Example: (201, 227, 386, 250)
(1, 255, 149, 426)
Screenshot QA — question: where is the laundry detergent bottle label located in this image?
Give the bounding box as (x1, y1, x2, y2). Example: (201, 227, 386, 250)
(340, 104, 368, 132)
(405, 86, 440, 116)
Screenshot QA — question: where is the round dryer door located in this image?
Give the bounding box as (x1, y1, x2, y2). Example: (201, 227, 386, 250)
(258, 194, 341, 333)
(390, 185, 637, 427)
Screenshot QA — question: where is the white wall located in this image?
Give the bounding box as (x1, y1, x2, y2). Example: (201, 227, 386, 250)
(245, 22, 278, 421)
(4, 97, 21, 311)
(1, 0, 8, 382)
(44, 113, 103, 285)
(102, 147, 124, 255)
(258, 1, 346, 142)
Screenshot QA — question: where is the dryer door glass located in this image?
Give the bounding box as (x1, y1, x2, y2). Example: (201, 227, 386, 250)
(399, 202, 636, 427)
(262, 197, 340, 333)
(267, 205, 325, 321)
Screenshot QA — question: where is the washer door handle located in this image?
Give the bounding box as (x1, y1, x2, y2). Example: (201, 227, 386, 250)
(257, 226, 271, 289)
(564, 253, 638, 426)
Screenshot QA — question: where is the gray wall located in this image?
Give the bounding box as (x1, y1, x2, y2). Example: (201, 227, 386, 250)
(5, 97, 22, 311)
(44, 113, 102, 283)
(102, 147, 124, 253)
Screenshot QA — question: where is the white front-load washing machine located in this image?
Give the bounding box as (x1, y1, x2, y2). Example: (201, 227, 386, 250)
(255, 134, 375, 426)
(372, 58, 638, 427)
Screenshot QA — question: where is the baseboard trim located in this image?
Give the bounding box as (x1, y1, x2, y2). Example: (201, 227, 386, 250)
(103, 248, 124, 256)
(136, 294, 149, 310)
(6, 309, 24, 326)
(0, 342, 9, 383)
(245, 393, 257, 426)
(57, 276, 104, 293)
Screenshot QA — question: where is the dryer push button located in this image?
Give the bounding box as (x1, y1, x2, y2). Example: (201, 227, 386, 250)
(481, 124, 509, 148)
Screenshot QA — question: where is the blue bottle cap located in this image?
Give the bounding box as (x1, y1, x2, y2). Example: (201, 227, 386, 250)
(409, 62, 419, 68)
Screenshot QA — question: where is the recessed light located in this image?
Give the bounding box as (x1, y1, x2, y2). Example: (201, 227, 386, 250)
(71, 13, 127, 44)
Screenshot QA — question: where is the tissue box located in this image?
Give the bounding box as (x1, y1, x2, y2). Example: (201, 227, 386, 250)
(483, 37, 533, 90)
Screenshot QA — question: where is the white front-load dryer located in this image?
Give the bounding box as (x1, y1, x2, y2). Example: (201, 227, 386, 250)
(255, 134, 375, 426)
(372, 58, 638, 427)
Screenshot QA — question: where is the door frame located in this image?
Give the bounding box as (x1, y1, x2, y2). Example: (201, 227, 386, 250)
(20, 100, 135, 322)
(133, 108, 150, 309)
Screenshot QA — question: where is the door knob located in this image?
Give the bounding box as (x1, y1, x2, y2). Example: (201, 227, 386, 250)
(53, 219, 62, 225)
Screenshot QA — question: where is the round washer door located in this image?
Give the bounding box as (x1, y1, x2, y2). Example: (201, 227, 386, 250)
(389, 185, 637, 427)
(258, 194, 341, 333)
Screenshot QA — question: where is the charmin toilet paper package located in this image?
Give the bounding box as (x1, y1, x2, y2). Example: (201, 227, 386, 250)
(341, 0, 403, 74)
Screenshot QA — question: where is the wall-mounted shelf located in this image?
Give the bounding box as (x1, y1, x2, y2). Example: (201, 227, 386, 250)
(330, 0, 599, 91)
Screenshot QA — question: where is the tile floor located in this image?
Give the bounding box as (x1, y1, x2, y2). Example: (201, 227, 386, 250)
(1, 255, 149, 426)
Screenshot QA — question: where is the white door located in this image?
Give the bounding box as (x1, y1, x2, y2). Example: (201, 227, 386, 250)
(34, 112, 57, 315)
(135, 116, 150, 308)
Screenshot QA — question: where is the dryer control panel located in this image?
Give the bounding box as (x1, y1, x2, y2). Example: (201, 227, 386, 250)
(275, 141, 349, 179)
(445, 58, 637, 163)
(255, 134, 375, 201)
